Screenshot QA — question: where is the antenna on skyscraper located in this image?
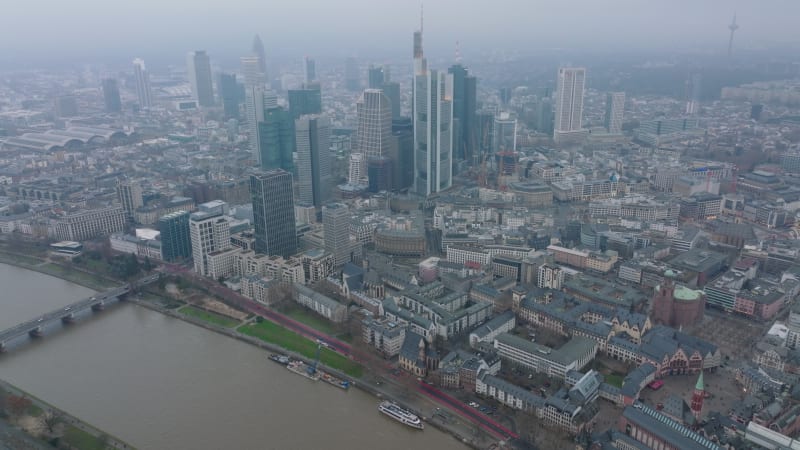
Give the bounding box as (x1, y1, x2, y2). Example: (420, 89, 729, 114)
(420, 4, 424, 33)
(455, 41, 462, 63)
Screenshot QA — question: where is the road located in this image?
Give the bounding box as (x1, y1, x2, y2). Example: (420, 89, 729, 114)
(418, 382, 519, 441)
(0, 285, 130, 344)
(159, 263, 519, 445)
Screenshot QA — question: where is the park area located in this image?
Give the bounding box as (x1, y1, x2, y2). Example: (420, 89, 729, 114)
(238, 320, 363, 378)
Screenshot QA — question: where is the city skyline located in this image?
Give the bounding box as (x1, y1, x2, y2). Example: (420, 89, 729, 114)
(3, 2, 800, 68)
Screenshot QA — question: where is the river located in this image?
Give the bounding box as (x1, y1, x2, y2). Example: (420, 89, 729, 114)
(0, 263, 466, 449)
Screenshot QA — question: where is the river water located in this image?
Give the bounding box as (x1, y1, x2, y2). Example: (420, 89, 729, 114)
(0, 263, 465, 449)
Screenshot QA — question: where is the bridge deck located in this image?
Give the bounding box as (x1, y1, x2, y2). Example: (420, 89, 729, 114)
(0, 285, 131, 343)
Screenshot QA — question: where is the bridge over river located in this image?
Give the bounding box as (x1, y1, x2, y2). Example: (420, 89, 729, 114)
(0, 273, 159, 353)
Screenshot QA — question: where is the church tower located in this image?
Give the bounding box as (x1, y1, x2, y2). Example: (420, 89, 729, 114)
(652, 269, 677, 325)
(690, 371, 705, 420)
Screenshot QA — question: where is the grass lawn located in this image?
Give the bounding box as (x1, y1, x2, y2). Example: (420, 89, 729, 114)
(605, 373, 624, 388)
(179, 305, 240, 328)
(63, 426, 108, 450)
(284, 306, 338, 335)
(38, 263, 116, 290)
(0, 252, 43, 266)
(238, 320, 363, 378)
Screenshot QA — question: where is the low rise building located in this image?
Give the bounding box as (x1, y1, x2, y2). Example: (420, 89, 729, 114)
(294, 283, 347, 323)
(493, 333, 597, 380)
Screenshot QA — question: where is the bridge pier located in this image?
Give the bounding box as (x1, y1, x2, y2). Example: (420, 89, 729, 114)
(0, 342, 5, 353)
(28, 326, 43, 338)
(91, 301, 105, 312)
(61, 314, 75, 324)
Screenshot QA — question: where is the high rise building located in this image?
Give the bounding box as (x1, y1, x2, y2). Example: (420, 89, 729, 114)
(258, 104, 293, 172)
(368, 65, 385, 89)
(102, 78, 122, 113)
(133, 58, 153, 108)
(554, 67, 586, 143)
(323, 202, 352, 267)
(355, 89, 393, 190)
(252, 34, 269, 80)
(413, 26, 454, 196)
(477, 111, 494, 159)
(492, 112, 517, 153)
(242, 55, 269, 160)
(381, 81, 401, 121)
(355, 89, 392, 160)
(189, 209, 232, 276)
(219, 72, 240, 119)
(448, 64, 477, 164)
(250, 170, 297, 257)
(116, 179, 143, 219)
(295, 115, 331, 208)
(604, 92, 625, 134)
(288, 87, 322, 121)
(535, 98, 554, 135)
(390, 118, 414, 191)
(158, 210, 192, 262)
(305, 56, 316, 83)
(187, 51, 214, 107)
(345, 57, 360, 91)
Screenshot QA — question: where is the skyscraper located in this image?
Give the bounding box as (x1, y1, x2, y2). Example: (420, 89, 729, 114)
(492, 112, 517, 153)
(295, 115, 331, 209)
(413, 25, 454, 196)
(554, 67, 586, 143)
(355, 89, 392, 160)
(288, 87, 322, 121)
(355, 89, 393, 190)
(102, 78, 122, 113)
(345, 57, 360, 91)
(381, 81, 401, 121)
(604, 92, 625, 134)
(159, 210, 192, 262)
(250, 170, 297, 257)
(323, 203, 352, 267)
(132, 58, 153, 108)
(242, 55, 269, 160)
(258, 104, 294, 172)
(252, 34, 269, 79)
(219, 72, 240, 119)
(187, 51, 214, 107)
(448, 64, 477, 164)
(304, 56, 316, 83)
(391, 118, 414, 191)
(368, 65, 385, 89)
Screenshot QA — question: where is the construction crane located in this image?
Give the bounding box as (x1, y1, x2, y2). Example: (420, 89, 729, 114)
(307, 342, 322, 376)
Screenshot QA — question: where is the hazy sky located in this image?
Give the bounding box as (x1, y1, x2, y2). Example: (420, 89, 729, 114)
(2, 0, 799, 68)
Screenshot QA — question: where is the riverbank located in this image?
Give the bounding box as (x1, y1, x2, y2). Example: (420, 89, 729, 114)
(131, 298, 485, 449)
(0, 248, 494, 449)
(0, 378, 135, 450)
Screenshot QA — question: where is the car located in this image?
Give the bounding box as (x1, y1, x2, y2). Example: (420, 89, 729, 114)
(480, 407, 488, 412)
(468, 402, 479, 408)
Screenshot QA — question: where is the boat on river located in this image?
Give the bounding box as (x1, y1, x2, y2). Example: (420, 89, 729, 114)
(378, 401, 424, 430)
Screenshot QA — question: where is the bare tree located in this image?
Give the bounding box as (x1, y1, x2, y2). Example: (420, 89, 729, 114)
(43, 409, 63, 435)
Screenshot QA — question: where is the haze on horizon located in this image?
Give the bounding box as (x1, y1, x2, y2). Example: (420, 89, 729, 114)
(2, 0, 800, 68)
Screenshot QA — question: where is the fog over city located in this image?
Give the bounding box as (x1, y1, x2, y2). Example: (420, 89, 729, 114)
(3, 0, 800, 449)
(2, 0, 800, 67)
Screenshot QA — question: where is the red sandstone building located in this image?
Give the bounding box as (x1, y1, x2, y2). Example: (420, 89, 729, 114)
(651, 270, 705, 328)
